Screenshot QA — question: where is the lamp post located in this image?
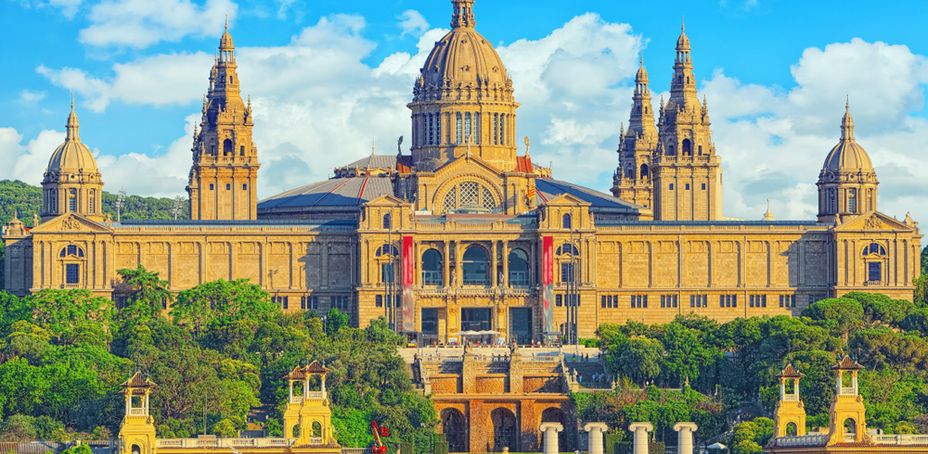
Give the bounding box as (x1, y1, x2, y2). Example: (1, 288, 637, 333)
(565, 228, 580, 345)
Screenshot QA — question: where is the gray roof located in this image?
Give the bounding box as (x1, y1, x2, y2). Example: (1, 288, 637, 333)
(536, 178, 641, 213)
(258, 176, 394, 211)
(338, 154, 398, 170)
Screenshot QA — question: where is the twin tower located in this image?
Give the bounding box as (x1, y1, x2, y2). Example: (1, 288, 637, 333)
(611, 22, 722, 221)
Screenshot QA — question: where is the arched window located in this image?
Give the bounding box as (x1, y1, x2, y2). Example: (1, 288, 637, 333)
(828, 188, 837, 212)
(556, 243, 579, 256)
(311, 421, 322, 437)
(427, 114, 433, 145)
(441, 181, 498, 214)
(848, 188, 858, 213)
(456, 112, 463, 144)
(68, 189, 78, 212)
(462, 245, 489, 286)
(131, 445, 141, 454)
(464, 112, 473, 144)
(508, 249, 529, 287)
(862, 243, 887, 256)
(639, 164, 649, 180)
(60, 245, 85, 258)
(698, 145, 703, 155)
(786, 422, 798, 436)
(844, 418, 857, 438)
(682, 139, 692, 156)
(422, 249, 443, 286)
(376, 244, 398, 257)
(240, 145, 245, 156)
(500, 114, 506, 145)
(493, 113, 499, 145)
(382, 213, 392, 230)
(223, 138, 233, 156)
(474, 112, 480, 144)
(668, 144, 676, 155)
(562, 213, 572, 229)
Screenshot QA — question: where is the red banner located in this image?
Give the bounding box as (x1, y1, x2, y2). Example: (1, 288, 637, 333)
(542, 236, 554, 337)
(400, 236, 414, 332)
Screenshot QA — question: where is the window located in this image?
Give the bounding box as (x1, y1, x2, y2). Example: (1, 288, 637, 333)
(701, 183, 707, 190)
(779, 295, 796, 308)
(301, 295, 319, 310)
(828, 188, 837, 212)
(60, 245, 85, 258)
(555, 294, 563, 307)
(382, 213, 392, 230)
(210, 184, 215, 190)
(868, 262, 882, 283)
(749, 295, 767, 308)
(862, 243, 886, 256)
(669, 183, 675, 190)
(436, 113, 441, 144)
(421, 308, 438, 335)
(848, 188, 858, 213)
(639, 164, 649, 180)
(500, 114, 505, 145)
(493, 113, 499, 145)
(427, 114, 434, 145)
(456, 112, 463, 144)
(562, 213, 572, 229)
(65, 264, 80, 285)
(682, 139, 692, 156)
(375, 295, 383, 307)
(422, 249, 443, 286)
(68, 189, 77, 212)
(720, 294, 738, 308)
(442, 181, 498, 213)
(461, 308, 492, 332)
(464, 112, 472, 143)
(690, 294, 707, 308)
(273, 296, 289, 309)
(685, 183, 691, 190)
(660, 294, 678, 308)
(631, 295, 648, 309)
(508, 249, 529, 287)
(381, 263, 395, 284)
(474, 112, 480, 144)
(462, 245, 489, 286)
(332, 295, 350, 311)
(240, 145, 245, 156)
(560, 263, 575, 284)
(242, 184, 248, 190)
(89, 189, 95, 213)
(601, 295, 620, 309)
(223, 139, 233, 156)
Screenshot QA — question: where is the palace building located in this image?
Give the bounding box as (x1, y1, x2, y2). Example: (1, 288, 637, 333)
(3, 0, 922, 346)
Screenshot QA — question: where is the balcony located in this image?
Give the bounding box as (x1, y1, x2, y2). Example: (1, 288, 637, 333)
(156, 438, 294, 449)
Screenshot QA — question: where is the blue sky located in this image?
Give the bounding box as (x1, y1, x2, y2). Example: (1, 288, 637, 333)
(1, 0, 927, 222)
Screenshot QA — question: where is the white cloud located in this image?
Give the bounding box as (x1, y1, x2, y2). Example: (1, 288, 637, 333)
(18, 90, 47, 106)
(16, 0, 83, 19)
(17, 12, 928, 225)
(79, 0, 236, 49)
(398, 10, 428, 37)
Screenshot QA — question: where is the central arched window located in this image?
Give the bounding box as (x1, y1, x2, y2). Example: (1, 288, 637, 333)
(462, 245, 489, 286)
(682, 139, 692, 156)
(422, 249, 443, 286)
(508, 249, 529, 287)
(562, 213, 572, 229)
(862, 243, 886, 256)
(640, 164, 649, 180)
(223, 138, 233, 156)
(441, 181, 498, 214)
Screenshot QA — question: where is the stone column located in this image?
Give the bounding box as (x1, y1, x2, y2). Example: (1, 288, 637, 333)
(673, 422, 698, 454)
(628, 422, 653, 454)
(584, 422, 608, 454)
(539, 422, 563, 454)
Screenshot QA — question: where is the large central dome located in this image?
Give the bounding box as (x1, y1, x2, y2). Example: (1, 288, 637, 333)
(408, 0, 519, 172)
(415, 0, 512, 103)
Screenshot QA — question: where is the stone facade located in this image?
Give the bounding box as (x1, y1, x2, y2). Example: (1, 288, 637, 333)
(3, 0, 922, 348)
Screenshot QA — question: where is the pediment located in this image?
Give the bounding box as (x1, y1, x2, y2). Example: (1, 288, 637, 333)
(542, 193, 590, 207)
(363, 194, 410, 208)
(833, 211, 914, 232)
(431, 155, 503, 182)
(31, 213, 112, 234)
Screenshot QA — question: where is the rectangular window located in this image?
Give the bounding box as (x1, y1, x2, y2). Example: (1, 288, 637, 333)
(209, 183, 215, 190)
(749, 295, 767, 308)
(89, 190, 95, 213)
(273, 296, 289, 309)
(868, 262, 882, 282)
(242, 184, 247, 190)
(601, 295, 606, 308)
(685, 183, 691, 190)
(381, 263, 395, 284)
(421, 308, 438, 335)
(68, 189, 78, 212)
(65, 264, 80, 285)
(226, 184, 231, 190)
(778, 295, 796, 308)
(690, 294, 707, 308)
(669, 183, 675, 190)
(720, 294, 738, 308)
(631, 295, 648, 309)
(556, 294, 563, 307)
(701, 183, 707, 190)
(848, 188, 858, 213)
(560, 263, 575, 284)
(661, 294, 678, 308)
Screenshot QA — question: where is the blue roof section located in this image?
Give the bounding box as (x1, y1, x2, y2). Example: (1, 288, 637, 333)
(535, 178, 640, 212)
(258, 176, 393, 211)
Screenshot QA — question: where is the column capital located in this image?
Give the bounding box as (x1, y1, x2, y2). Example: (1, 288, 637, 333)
(673, 422, 698, 433)
(584, 422, 609, 432)
(629, 422, 654, 432)
(539, 422, 564, 433)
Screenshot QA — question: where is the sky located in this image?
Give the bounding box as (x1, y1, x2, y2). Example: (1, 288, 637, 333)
(1, 0, 927, 222)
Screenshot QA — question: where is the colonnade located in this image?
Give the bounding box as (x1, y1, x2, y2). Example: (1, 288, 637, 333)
(539, 421, 698, 454)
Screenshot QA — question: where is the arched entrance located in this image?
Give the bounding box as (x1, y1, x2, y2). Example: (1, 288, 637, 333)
(541, 407, 572, 451)
(442, 408, 467, 452)
(491, 408, 518, 452)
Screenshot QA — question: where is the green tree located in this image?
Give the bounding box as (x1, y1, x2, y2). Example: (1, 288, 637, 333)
(803, 297, 865, 336)
(171, 280, 278, 335)
(607, 337, 662, 385)
(116, 265, 172, 317)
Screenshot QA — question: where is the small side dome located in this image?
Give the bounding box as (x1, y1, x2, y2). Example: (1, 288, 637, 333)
(219, 17, 234, 50)
(821, 103, 875, 176)
(676, 19, 691, 50)
(635, 58, 649, 83)
(45, 101, 100, 178)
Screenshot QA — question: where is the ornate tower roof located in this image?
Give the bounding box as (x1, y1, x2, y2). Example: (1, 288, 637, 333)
(219, 16, 234, 51)
(821, 100, 875, 175)
(415, 0, 513, 103)
(45, 99, 100, 178)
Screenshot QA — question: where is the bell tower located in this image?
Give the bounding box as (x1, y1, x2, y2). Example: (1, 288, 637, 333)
(773, 364, 807, 437)
(652, 21, 723, 221)
(613, 58, 658, 209)
(187, 20, 259, 221)
(827, 356, 869, 445)
(117, 372, 157, 454)
(281, 361, 337, 447)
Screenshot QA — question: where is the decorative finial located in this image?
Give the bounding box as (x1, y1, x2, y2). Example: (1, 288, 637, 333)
(225, 14, 229, 32)
(681, 16, 685, 33)
(763, 199, 774, 221)
(845, 94, 850, 111)
(397, 136, 404, 155)
(841, 96, 855, 141)
(524, 136, 530, 156)
(66, 96, 80, 141)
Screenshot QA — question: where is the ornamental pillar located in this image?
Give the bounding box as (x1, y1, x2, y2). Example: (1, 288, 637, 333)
(584, 422, 608, 454)
(673, 422, 698, 454)
(539, 422, 563, 454)
(628, 422, 653, 454)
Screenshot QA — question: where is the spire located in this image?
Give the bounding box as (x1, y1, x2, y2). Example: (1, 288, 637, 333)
(219, 15, 234, 60)
(676, 17, 691, 51)
(841, 95, 855, 141)
(451, 0, 476, 29)
(66, 95, 80, 141)
(635, 56, 649, 84)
